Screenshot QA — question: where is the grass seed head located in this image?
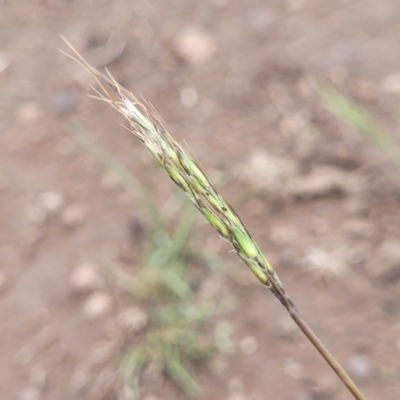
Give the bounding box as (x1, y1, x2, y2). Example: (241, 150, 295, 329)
(61, 39, 292, 300)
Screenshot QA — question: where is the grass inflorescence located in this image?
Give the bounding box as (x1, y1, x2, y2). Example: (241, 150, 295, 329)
(62, 38, 367, 400)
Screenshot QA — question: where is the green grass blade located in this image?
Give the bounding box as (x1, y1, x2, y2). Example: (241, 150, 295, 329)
(65, 119, 164, 228)
(320, 84, 400, 167)
(162, 345, 201, 397)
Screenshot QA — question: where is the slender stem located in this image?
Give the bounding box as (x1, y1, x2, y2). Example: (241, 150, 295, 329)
(287, 307, 367, 400)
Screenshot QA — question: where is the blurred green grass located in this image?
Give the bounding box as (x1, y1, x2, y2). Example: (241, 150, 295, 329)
(320, 84, 400, 167)
(66, 121, 234, 398)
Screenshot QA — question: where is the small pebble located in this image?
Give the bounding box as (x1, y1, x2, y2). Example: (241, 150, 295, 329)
(52, 91, 77, 116)
(117, 307, 148, 333)
(39, 191, 64, 215)
(239, 336, 258, 355)
(17, 387, 42, 400)
(16, 102, 42, 124)
(283, 358, 304, 380)
(173, 28, 216, 65)
(69, 261, 102, 292)
(60, 204, 87, 228)
(347, 354, 373, 380)
(180, 86, 198, 108)
(83, 292, 112, 320)
(303, 247, 348, 278)
(288, 167, 359, 200)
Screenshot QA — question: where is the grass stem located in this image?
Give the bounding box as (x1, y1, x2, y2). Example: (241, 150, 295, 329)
(288, 307, 366, 400)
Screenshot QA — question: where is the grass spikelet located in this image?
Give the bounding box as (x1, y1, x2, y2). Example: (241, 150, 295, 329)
(62, 37, 367, 400)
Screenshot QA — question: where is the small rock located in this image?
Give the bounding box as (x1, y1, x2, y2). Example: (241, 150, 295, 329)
(239, 336, 258, 355)
(173, 28, 216, 65)
(60, 204, 87, 228)
(16, 102, 42, 124)
(347, 354, 373, 380)
(69, 261, 102, 292)
(38, 191, 64, 215)
(17, 387, 42, 400)
(117, 307, 148, 333)
(83, 292, 112, 320)
(288, 167, 359, 200)
(283, 358, 304, 380)
(234, 150, 298, 196)
(180, 86, 198, 108)
(303, 247, 348, 278)
(52, 91, 77, 116)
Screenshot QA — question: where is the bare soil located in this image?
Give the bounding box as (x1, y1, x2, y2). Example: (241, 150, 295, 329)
(1, 1, 400, 399)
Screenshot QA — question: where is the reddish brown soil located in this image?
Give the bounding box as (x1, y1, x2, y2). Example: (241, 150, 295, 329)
(1, 1, 400, 399)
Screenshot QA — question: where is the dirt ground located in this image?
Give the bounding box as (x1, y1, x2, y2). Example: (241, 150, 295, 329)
(1, 1, 400, 399)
